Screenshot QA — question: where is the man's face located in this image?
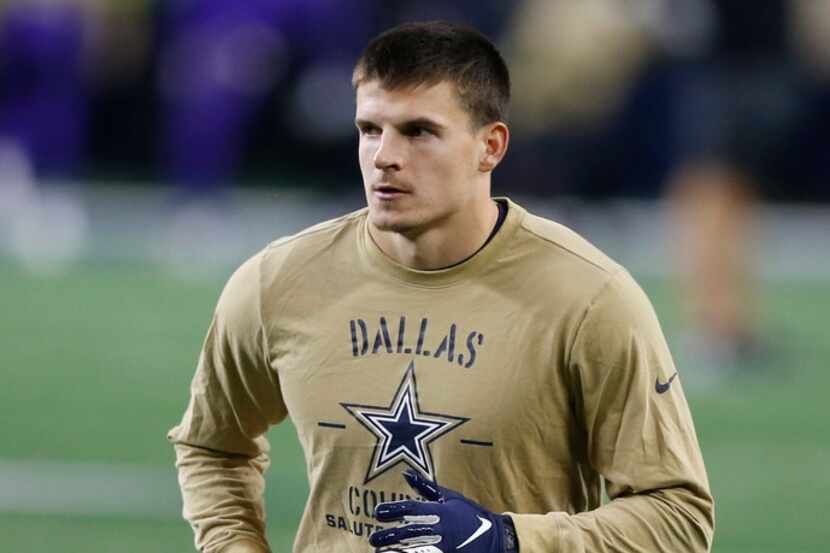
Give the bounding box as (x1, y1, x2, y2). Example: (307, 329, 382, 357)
(355, 80, 486, 236)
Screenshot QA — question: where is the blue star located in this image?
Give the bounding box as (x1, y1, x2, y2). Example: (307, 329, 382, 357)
(342, 362, 468, 484)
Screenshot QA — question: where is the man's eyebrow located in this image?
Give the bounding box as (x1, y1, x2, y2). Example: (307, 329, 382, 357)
(400, 117, 446, 131)
(354, 117, 446, 130)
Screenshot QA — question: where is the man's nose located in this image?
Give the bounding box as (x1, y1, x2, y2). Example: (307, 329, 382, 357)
(374, 133, 404, 171)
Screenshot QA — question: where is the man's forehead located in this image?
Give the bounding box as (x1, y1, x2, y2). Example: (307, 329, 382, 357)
(355, 79, 466, 122)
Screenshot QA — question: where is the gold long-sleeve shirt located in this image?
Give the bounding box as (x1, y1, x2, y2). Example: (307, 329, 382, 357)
(168, 198, 714, 553)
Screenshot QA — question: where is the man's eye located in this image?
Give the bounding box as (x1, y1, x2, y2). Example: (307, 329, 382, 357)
(405, 127, 431, 138)
(359, 126, 381, 136)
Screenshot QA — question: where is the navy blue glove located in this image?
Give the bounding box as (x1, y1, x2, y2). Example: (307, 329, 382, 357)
(370, 469, 518, 553)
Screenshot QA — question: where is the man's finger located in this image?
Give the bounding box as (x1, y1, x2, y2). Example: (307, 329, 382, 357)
(369, 524, 439, 548)
(374, 500, 439, 522)
(403, 469, 444, 501)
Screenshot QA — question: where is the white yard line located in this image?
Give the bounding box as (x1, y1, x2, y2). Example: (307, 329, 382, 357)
(0, 460, 182, 520)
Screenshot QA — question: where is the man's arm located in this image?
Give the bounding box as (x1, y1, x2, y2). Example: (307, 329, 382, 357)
(173, 444, 271, 553)
(168, 253, 288, 553)
(509, 269, 714, 552)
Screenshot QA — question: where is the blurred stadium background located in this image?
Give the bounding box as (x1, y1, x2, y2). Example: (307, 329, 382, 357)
(1, 1, 828, 552)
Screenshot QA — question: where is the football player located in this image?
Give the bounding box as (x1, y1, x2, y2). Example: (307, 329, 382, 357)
(169, 21, 714, 553)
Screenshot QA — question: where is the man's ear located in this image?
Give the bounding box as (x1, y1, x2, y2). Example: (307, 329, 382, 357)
(478, 122, 510, 172)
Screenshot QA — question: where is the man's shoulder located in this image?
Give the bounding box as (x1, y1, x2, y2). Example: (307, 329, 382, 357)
(508, 202, 648, 325)
(513, 203, 623, 278)
(226, 208, 366, 292)
(265, 207, 367, 256)
(251, 207, 365, 270)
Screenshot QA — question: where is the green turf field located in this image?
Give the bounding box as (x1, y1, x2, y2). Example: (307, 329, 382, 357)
(1, 260, 827, 552)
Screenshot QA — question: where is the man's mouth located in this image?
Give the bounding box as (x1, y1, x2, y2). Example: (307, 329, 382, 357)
(373, 183, 409, 198)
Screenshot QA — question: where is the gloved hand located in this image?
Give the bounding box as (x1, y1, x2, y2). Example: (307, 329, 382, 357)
(370, 469, 518, 553)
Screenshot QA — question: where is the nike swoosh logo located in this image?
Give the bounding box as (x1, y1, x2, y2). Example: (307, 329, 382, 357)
(655, 372, 678, 394)
(456, 516, 492, 550)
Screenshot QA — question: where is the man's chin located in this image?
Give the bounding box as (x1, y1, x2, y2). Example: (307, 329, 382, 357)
(370, 217, 410, 234)
(368, 211, 418, 234)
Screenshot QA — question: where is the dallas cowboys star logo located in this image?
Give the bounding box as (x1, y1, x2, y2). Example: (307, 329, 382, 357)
(341, 362, 468, 484)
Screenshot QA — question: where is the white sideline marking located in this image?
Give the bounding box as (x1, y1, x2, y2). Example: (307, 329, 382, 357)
(0, 460, 182, 520)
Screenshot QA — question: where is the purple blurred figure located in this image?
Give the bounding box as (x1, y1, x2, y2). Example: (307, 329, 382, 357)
(158, 0, 377, 197)
(155, 0, 378, 271)
(0, 1, 91, 271)
(0, 1, 87, 175)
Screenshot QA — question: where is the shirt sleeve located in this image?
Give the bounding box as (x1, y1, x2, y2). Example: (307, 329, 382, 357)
(508, 269, 714, 552)
(167, 252, 289, 553)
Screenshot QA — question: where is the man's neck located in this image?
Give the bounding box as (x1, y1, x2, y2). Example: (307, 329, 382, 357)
(369, 199, 500, 270)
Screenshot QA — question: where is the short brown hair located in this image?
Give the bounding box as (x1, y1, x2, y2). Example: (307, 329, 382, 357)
(353, 21, 511, 128)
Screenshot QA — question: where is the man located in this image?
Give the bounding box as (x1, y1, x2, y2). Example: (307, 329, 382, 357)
(168, 21, 714, 553)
